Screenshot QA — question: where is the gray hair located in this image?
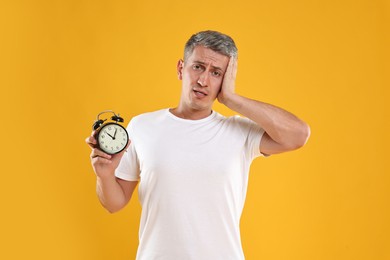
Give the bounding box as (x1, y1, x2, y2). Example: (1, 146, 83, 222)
(183, 30, 238, 61)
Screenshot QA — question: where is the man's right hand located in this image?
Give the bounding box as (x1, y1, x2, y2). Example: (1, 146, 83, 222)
(85, 131, 130, 179)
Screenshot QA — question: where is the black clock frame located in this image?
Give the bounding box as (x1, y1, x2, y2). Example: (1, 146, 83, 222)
(96, 122, 129, 155)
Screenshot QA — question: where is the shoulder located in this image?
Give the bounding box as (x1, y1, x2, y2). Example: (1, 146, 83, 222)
(221, 114, 256, 129)
(129, 109, 167, 126)
(218, 114, 263, 137)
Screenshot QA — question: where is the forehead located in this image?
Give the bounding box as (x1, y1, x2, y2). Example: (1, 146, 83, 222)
(186, 46, 230, 70)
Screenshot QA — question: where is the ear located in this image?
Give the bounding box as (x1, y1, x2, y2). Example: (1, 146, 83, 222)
(177, 59, 184, 80)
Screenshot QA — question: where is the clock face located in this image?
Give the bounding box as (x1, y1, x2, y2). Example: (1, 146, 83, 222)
(97, 123, 129, 154)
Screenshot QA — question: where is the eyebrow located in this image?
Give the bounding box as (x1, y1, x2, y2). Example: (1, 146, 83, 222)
(193, 60, 224, 71)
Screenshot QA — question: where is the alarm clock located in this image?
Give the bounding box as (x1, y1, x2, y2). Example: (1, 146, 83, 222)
(92, 110, 129, 155)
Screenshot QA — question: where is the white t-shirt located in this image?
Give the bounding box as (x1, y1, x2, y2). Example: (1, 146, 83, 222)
(115, 108, 266, 260)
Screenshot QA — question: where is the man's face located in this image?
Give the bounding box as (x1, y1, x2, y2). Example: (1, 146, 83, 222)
(177, 45, 230, 112)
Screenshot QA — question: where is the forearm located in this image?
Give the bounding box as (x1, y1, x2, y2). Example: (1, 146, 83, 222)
(223, 93, 310, 149)
(96, 175, 127, 213)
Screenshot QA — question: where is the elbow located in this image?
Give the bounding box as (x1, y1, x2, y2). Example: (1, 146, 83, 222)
(294, 123, 311, 149)
(101, 201, 126, 214)
(285, 123, 311, 151)
(106, 207, 119, 214)
(105, 205, 123, 214)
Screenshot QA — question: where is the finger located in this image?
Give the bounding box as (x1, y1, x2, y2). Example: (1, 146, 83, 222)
(124, 140, 131, 151)
(85, 136, 96, 147)
(85, 131, 98, 148)
(223, 57, 236, 85)
(230, 56, 238, 78)
(92, 156, 112, 165)
(90, 148, 112, 160)
(224, 57, 234, 79)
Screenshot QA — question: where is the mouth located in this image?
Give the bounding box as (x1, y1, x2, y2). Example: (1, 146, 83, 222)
(193, 88, 208, 98)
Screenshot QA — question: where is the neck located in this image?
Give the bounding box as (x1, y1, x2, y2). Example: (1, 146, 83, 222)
(170, 105, 212, 120)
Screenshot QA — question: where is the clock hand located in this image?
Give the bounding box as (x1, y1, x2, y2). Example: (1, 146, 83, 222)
(114, 128, 117, 138)
(106, 132, 114, 139)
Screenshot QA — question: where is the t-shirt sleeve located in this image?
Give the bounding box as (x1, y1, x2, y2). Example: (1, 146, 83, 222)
(115, 119, 140, 181)
(233, 116, 268, 160)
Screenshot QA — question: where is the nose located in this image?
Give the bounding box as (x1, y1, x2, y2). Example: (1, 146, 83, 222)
(197, 71, 209, 87)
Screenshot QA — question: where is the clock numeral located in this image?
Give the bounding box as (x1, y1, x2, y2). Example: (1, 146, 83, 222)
(116, 146, 119, 149)
(105, 145, 108, 148)
(122, 133, 126, 136)
(111, 147, 113, 150)
(101, 141, 104, 144)
(119, 128, 122, 132)
(123, 138, 126, 141)
(108, 126, 112, 130)
(121, 143, 124, 146)
(102, 135, 105, 138)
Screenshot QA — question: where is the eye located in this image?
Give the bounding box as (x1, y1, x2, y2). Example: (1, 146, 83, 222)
(192, 64, 203, 71)
(211, 71, 222, 77)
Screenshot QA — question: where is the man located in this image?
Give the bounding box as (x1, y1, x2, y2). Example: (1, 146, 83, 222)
(86, 30, 310, 259)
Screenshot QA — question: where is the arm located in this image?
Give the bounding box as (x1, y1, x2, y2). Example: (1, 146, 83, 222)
(86, 132, 138, 213)
(218, 58, 310, 155)
(96, 176, 138, 213)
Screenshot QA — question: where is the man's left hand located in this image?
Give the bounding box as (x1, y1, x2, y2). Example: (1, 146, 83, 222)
(217, 56, 238, 104)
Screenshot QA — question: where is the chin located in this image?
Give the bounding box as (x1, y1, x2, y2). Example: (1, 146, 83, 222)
(186, 94, 215, 111)
(190, 102, 213, 111)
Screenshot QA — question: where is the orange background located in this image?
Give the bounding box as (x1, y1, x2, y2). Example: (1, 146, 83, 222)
(0, 0, 388, 259)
